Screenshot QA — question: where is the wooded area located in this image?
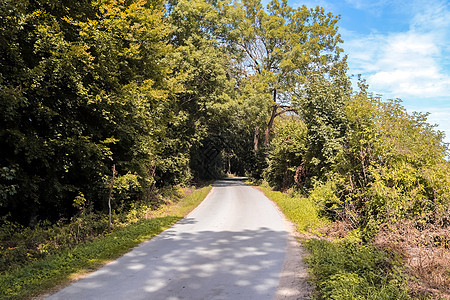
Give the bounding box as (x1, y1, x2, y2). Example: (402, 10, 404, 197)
(1, 0, 449, 297)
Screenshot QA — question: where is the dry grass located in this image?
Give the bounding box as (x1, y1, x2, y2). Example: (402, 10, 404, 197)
(311, 216, 450, 299)
(374, 221, 450, 299)
(319, 220, 354, 240)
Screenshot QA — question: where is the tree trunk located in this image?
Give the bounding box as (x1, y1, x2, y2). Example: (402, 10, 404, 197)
(254, 126, 260, 152)
(264, 89, 279, 146)
(265, 104, 279, 146)
(108, 164, 116, 233)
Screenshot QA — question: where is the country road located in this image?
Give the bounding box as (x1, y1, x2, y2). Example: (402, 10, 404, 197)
(48, 179, 308, 300)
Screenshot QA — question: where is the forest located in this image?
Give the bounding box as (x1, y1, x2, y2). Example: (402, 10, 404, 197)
(1, 0, 449, 298)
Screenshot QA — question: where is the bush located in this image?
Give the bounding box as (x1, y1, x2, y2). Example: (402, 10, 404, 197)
(264, 116, 307, 191)
(305, 238, 410, 300)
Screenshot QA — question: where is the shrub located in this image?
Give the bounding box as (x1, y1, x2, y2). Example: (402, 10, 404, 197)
(305, 238, 410, 300)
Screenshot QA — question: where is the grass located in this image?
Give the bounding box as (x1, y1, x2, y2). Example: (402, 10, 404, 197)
(257, 186, 326, 233)
(257, 183, 412, 300)
(0, 185, 211, 300)
(304, 239, 411, 300)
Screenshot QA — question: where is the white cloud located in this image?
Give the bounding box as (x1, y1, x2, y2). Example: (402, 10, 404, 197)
(411, 0, 450, 34)
(342, 1, 450, 99)
(340, 0, 450, 143)
(365, 32, 450, 98)
(344, 0, 411, 16)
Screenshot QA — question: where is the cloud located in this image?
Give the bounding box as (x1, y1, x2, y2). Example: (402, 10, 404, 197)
(342, 1, 450, 99)
(411, 0, 450, 33)
(365, 32, 450, 98)
(339, 0, 450, 142)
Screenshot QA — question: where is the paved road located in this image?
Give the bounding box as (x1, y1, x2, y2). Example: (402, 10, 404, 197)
(48, 180, 290, 300)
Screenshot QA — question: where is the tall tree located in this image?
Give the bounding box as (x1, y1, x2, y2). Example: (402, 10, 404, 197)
(0, 0, 178, 224)
(222, 0, 344, 147)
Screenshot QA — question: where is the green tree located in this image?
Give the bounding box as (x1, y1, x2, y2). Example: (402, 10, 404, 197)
(222, 0, 344, 147)
(298, 71, 351, 180)
(167, 0, 263, 179)
(0, 0, 177, 224)
(264, 116, 307, 190)
(329, 83, 450, 235)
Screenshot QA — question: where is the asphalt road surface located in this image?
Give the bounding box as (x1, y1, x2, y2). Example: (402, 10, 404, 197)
(48, 180, 294, 300)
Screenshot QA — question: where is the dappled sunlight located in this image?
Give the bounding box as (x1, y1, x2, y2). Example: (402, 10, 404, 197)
(48, 180, 289, 300)
(49, 228, 287, 299)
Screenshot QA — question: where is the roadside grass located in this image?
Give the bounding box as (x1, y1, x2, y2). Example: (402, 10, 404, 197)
(0, 185, 211, 300)
(304, 239, 411, 299)
(257, 186, 326, 233)
(257, 184, 412, 300)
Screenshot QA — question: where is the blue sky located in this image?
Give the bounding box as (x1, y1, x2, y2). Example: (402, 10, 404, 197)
(289, 0, 450, 144)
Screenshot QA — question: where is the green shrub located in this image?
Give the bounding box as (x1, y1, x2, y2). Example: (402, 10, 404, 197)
(304, 238, 410, 300)
(264, 117, 307, 191)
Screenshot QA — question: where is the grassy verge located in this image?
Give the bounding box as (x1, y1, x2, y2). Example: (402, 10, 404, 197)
(257, 184, 411, 300)
(0, 185, 211, 300)
(304, 239, 410, 299)
(257, 186, 326, 233)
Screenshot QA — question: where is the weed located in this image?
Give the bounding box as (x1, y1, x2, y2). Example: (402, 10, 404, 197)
(260, 183, 412, 300)
(304, 238, 411, 300)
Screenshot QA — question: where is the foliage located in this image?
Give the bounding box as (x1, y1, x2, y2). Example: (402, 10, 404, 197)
(260, 181, 413, 299)
(222, 0, 346, 148)
(223, 0, 344, 101)
(2, 0, 449, 296)
(264, 116, 307, 190)
(298, 72, 351, 180)
(330, 89, 450, 237)
(167, 0, 238, 179)
(0, 0, 192, 225)
(304, 238, 411, 300)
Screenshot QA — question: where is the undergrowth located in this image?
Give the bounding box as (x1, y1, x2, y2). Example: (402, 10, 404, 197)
(0, 185, 211, 299)
(304, 238, 411, 300)
(258, 183, 412, 300)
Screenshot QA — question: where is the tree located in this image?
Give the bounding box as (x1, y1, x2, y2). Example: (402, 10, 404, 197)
(298, 71, 351, 179)
(264, 115, 307, 190)
(222, 0, 344, 147)
(0, 0, 177, 224)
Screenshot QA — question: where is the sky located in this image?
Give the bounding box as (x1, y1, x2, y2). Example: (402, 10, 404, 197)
(290, 0, 450, 144)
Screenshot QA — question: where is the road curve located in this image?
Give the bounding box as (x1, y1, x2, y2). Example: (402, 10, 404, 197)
(48, 180, 291, 300)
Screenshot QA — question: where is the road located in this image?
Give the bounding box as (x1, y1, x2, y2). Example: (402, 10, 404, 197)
(48, 180, 301, 300)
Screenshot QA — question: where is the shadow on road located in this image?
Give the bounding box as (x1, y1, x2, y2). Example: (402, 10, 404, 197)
(213, 179, 247, 187)
(49, 226, 286, 299)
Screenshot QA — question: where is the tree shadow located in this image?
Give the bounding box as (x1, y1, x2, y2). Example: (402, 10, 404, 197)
(213, 179, 247, 187)
(49, 226, 287, 300)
